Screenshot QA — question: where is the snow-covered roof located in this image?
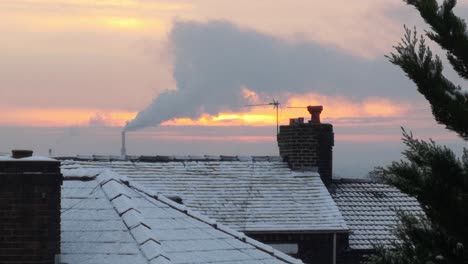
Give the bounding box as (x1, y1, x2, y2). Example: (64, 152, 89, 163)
(61, 166, 303, 264)
(59, 157, 349, 233)
(0, 155, 57, 161)
(330, 179, 424, 250)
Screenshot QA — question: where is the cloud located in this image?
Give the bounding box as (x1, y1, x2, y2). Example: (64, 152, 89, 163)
(125, 20, 416, 131)
(1, 0, 192, 12)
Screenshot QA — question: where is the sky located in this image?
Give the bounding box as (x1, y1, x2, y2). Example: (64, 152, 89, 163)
(1, 0, 467, 177)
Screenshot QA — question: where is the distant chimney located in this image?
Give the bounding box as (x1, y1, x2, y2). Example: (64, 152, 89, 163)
(277, 105, 334, 186)
(11, 149, 33, 159)
(121, 131, 127, 156)
(0, 150, 62, 263)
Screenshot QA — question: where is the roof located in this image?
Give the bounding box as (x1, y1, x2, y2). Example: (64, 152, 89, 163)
(330, 179, 424, 250)
(61, 165, 302, 264)
(0, 155, 57, 161)
(59, 156, 349, 233)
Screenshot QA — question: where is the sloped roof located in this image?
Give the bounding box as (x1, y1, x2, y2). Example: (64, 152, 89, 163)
(60, 156, 349, 233)
(61, 165, 302, 264)
(330, 179, 424, 250)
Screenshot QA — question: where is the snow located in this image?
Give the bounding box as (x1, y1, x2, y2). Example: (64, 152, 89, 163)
(20, 156, 57, 161)
(102, 180, 132, 201)
(63, 159, 347, 233)
(111, 195, 136, 216)
(61, 168, 103, 179)
(331, 181, 424, 250)
(140, 240, 163, 260)
(0, 155, 56, 161)
(60, 163, 304, 264)
(121, 210, 145, 229)
(98, 169, 129, 184)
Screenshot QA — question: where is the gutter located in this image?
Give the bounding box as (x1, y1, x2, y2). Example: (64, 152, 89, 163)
(245, 229, 350, 235)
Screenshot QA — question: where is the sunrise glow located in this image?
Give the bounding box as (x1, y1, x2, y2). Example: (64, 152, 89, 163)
(103, 17, 145, 29)
(161, 93, 409, 127)
(0, 108, 136, 127)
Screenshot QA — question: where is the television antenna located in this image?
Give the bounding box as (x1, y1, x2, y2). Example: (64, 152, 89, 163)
(245, 99, 280, 134)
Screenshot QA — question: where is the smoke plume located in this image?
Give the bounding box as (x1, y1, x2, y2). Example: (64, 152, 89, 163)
(124, 20, 413, 131)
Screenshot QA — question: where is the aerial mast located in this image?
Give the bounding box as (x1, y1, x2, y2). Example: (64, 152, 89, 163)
(245, 99, 280, 134)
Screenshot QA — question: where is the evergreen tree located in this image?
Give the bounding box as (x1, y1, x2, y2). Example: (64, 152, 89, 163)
(387, 0, 468, 139)
(366, 0, 468, 263)
(368, 130, 468, 264)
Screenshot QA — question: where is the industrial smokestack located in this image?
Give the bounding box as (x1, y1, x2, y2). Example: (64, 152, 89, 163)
(121, 131, 127, 156)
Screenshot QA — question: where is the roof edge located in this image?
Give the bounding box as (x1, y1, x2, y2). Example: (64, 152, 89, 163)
(244, 229, 351, 235)
(55, 155, 284, 163)
(332, 177, 382, 184)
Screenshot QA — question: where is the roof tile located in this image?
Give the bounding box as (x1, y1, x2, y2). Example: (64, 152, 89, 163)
(61, 165, 304, 264)
(331, 180, 424, 250)
(63, 159, 348, 233)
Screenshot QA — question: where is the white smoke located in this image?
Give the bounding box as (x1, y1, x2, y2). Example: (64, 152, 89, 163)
(124, 20, 414, 131)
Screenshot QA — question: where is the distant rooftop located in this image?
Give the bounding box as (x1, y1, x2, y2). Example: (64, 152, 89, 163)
(60, 158, 348, 233)
(56, 155, 284, 163)
(0, 155, 57, 162)
(331, 179, 424, 250)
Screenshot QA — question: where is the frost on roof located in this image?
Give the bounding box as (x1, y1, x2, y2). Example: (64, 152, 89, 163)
(61, 166, 303, 264)
(59, 155, 283, 162)
(61, 168, 102, 180)
(60, 159, 349, 233)
(0, 155, 57, 161)
(331, 180, 424, 250)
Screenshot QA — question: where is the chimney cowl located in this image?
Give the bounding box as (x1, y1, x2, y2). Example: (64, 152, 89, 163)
(307, 105, 323, 124)
(11, 149, 33, 159)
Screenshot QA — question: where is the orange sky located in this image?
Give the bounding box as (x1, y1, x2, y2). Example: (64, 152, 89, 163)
(1, 0, 465, 178)
(0, 0, 460, 132)
(0, 0, 429, 116)
(0, 93, 409, 128)
(161, 93, 409, 127)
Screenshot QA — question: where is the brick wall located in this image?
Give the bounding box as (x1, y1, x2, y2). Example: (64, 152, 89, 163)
(0, 160, 62, 264)
(277, 122, 334, 186)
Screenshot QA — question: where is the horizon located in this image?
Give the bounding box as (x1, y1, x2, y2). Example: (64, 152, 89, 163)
(1, 0, 467, 178)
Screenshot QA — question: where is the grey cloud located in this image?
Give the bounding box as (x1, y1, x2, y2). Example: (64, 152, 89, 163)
(125, 20, 416, 131)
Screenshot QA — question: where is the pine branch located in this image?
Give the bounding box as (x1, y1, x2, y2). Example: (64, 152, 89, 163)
(370, 130, 468, 263)
(405, 0, 468, 79)
(387, 27, 468, 139)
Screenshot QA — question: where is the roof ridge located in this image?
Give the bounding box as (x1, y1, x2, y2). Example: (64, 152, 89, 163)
(97, 170, 172, 264)
(56, 155, 284, 163)
(129, 182, 303, 264)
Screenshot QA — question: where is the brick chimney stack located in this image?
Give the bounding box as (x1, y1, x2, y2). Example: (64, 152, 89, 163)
(0, 150, 63, 264)
(277, 106, 334, 186)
